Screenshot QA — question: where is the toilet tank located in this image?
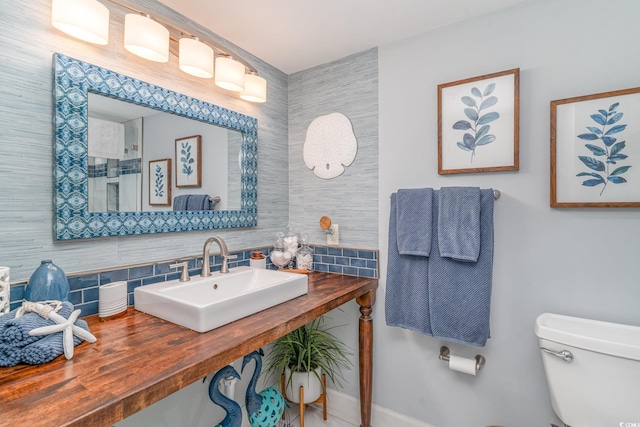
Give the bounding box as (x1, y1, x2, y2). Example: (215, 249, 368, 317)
(535, 313, 640, 427)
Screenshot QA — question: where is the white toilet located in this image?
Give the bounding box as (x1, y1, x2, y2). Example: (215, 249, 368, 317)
(535, 313, 640, 427)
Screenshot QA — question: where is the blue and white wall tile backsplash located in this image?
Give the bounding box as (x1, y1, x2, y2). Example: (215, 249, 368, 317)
(8, 245, 378, 316)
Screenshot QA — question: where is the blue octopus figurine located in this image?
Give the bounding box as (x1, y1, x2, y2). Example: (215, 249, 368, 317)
(242, 349, 287, 427)
(209, 365, 243, 427)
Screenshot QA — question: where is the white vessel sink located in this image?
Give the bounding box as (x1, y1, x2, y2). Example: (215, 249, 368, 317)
(134, 266, 308, 332)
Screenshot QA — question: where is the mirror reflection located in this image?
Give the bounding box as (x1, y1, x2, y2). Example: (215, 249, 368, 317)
(87, 93, 242, 212)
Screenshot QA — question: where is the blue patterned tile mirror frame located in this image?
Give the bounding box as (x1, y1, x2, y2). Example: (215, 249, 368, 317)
(53, 54, 258, 240)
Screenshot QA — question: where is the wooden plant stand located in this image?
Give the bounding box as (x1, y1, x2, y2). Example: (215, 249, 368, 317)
(280, 373, 327, 427)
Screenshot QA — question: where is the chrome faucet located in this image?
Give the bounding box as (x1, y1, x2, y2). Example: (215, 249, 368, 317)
(201, 236, 237, 276)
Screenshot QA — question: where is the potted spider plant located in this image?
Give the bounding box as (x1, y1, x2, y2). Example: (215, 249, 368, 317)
(264, 317, 352, 403)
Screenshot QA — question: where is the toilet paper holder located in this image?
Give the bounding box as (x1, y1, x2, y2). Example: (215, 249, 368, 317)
(439, 346, 486, 372)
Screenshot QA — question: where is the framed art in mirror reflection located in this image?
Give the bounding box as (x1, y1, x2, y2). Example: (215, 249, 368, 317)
(149, 159, 172, 206)
(175, 135, 202, 188)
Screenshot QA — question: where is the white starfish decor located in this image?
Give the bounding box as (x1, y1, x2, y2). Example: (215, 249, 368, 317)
(29, 307, 97, 359)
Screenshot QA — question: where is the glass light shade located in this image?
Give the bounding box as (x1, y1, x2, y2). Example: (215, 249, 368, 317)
(240, 74, 267, 103)
(215, 57, 245, 91)
(124, 14, 169, 63)
(179, 38, 214, 78)
(51, 0, 109, 45)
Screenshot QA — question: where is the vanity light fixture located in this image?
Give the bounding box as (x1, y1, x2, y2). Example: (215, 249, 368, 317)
(179, 37, 214, 78)
(124, 13, 170, 63)
(50, 0, 267, 102)
(240, 72, 267, 103)
(51, 0, 110, 45)
(214, 56, 246, 92)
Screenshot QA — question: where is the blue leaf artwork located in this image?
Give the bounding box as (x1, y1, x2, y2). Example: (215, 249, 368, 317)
(576, 102, 630, 195)
(453, 82, 500, 162)
(180, 142, 194, 180)
(154, 165, 165, 198)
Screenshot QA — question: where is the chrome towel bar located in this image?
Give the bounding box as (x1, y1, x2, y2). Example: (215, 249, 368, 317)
(390, 189, 501, 200)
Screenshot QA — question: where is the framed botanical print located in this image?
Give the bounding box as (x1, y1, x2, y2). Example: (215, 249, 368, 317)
(438, 68, 520, 174)
(175, 135, 202, 188)
(149, 158, 171, 206)
(551, 87, 640, 207)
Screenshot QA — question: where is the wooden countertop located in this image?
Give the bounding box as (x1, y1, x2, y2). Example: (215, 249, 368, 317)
(0, 272, 378, 427)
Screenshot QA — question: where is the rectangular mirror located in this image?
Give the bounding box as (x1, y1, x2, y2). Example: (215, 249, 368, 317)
(53, 54, 257, 240)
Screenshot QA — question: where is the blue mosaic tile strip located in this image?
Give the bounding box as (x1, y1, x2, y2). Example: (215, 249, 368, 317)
(7, 245, 378, 317)
(119, 158, 141, 175)
(88, 163, 107, 178)
(311, 246, 378, 278)
(53, 54, 258, 240)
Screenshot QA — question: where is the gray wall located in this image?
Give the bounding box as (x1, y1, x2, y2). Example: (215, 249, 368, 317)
(0, 0, 288, 280)
(378, 0, 640, 425)
(285, 48, 380, 404)
(288, 48, 379, 247)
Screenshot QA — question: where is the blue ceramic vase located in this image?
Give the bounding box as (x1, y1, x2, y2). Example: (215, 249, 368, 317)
(25, 260, 71, 302)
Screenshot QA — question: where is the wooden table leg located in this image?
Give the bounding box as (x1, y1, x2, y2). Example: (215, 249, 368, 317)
(356, 289, 376, 427)
(299, 386, 305, 427)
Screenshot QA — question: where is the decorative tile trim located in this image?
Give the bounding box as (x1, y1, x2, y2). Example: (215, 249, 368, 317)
(53, 54, 258, 240)
(9, 245, 378, 317)
(311, 246, 378, 278)
(88, 159, 140, 178)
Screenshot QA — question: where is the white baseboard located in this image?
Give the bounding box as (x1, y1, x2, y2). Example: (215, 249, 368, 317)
(315, 388, 436, 427)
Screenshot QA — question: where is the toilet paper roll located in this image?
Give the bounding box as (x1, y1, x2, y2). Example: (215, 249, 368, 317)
(449, 354, 477, 376)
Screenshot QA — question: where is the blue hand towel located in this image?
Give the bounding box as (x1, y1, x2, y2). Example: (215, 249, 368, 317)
(187, 194, 210, 210)
(21, 319, 89, 365)
(396, 188, 433, 256)
(438, 187, 481, 262)
(173, 195, 189, 211)
(1, 302, 74, 347)
(385, 192, 433, 335)
(429, 189, 494, 347)
(0, 343, 21, 367)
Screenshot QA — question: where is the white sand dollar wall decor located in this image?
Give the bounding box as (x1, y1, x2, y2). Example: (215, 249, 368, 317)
(303, 112, 357, 179)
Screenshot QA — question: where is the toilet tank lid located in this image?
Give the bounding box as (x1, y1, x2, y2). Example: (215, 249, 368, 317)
(535, 313, 640, 362)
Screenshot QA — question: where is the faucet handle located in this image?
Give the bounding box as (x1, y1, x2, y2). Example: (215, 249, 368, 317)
(169, 261, 191, 282)
(224, 254, 238, 260)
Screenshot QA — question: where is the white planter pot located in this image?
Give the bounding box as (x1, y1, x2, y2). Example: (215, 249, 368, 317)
(284, 367, 322, 404)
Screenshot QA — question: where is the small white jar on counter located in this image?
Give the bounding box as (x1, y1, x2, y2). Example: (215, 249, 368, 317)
(250, 251, 266, 269)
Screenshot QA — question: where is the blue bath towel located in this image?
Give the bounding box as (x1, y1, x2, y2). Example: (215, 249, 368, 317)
(1, 302, 74, 347)
(386, 192, 433, 335)
(173, 195, 189, 211)
(396, 188, 433, 256)
(21, 319, 89, 365)
(386, 188, 494, 347)
(429, 189, 494, 346)
(438, 187, 481, 262)
(0, 343, 21, 367)
(186, 194, 211, 210)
